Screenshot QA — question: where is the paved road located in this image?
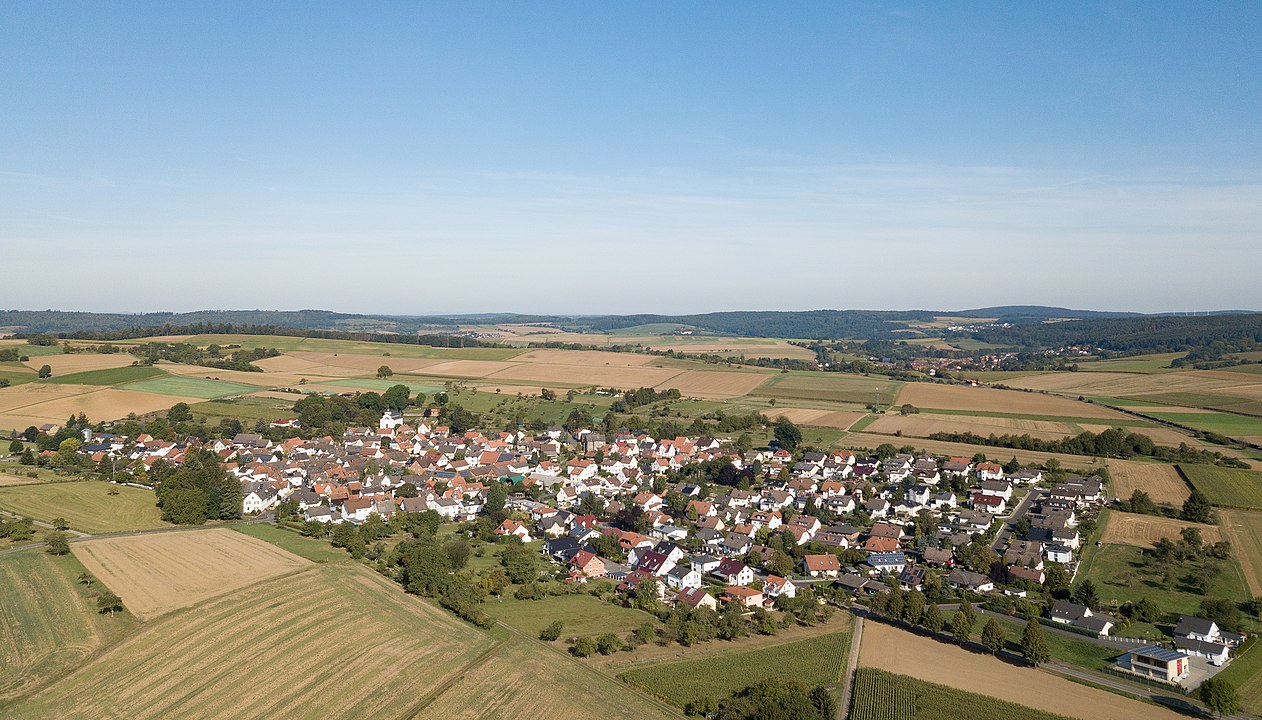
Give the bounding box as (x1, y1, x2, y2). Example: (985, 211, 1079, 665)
(990, 489, 1042, 551)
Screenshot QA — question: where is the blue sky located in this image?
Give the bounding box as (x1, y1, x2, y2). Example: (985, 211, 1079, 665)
(2, 2, 1259, 314)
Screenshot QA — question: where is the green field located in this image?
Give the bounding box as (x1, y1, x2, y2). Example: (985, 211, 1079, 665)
(1150, 411, 1262, 438)
(1077, 542, 1250, 617)
(0, 482, 168, 534)
(43, 365, 166, 386)
(0, 549, 137, 701)
(848, 668, 1076, 720)
(750, 371, 902, 406)
(232, 524, 349, 564)
(124, 333, 527, 361)
(620, 630, 851, 708)
(121, 375, 263, 399)
(0, 369, 37, 387)
(921, 407, 1154, 427)
(973, 614, 1118, 670)
(311, 376, 447, 393)
(1178, 464, 1262, 508)
(485, 594, 659, 639)
(1074, 353, 1184, 374)
(190, 397, 297, 422)
(1211, 637, 1262, 715)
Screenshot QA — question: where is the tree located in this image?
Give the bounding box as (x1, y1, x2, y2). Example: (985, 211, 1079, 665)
(52, 516, 69, 531)
(950, 608, 972, 644)
(1072, 579, 1100, 610)
(981, 618, 1005, 655)
(540, 620, 565, 641)
(958, 599, 976, 628)
(167, 402, 193, 423)
(596, 632, 624, 655)
(484, 482, 507, 516)
(19, 448, 34, 465)
(382, 384, 411, 413)
(38, 364, 52, 378)
(1200, 677, 1240, 717)
(571, 636, 597, 658)
(97, 590, 124, 615)
(921, 603, 945, 633)
(773, 416, 802, 451)
(1021, 618, 1050, 666)
(1183, 488, 1212, 524)
(376, 365, 394, 379)
(8, 439, 23, 455)
(46, 531, 71, 555)
(501, 542, 540, 584)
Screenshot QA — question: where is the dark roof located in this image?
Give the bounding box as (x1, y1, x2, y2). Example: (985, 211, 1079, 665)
(1174, 616, 1217, 637)
(1131, 646, 1188, 663)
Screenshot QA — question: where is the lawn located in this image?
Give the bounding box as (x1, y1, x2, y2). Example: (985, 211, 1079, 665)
(0, 549, 138, 702)
(232, 523, 349, 564)
(42, 365, 166, 386)
(0, 481, 169, 534)
(1078, 542, 1250, 618)
(620, 630, 851, 708)
(849, 668, 1076, 720)
(485, 593, 659, 639)
(1178, 464, 1262, 508)
(1211, 637, 1262, 715)
(121, 375, 263, 399)
(973, 613, 1119, 670)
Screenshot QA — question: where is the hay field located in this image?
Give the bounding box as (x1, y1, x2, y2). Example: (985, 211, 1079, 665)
(656, 370, 770, 399)
(750, 372, 902, 405)
(866, 414, 1075, 441)
(6, 564, 500, 720)
(1219, 509, 1262, 596)
(0, 383, 94, 412)
(0, 387, 204, 430)
(0, 482, 167, 534)
(643, 341, 815, 361)
(1099, 511, 1221, 549)
(282, 350, 445, 374)
(858, 621, 1182, 720)
(488, 362, 683, 389)
(771, 408, 867, 429)
(509, 349, 659, 366)
(1107, 460, 1190, 504)
(895, 384, 1123, 418)
(420, 638, 679, 720)
(72, 529, 311, 621)
(23, 353, 136, 376)
(157, 363, 312, 386)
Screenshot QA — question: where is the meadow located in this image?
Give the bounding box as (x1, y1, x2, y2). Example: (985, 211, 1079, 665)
(1218, 509, 1262, 596)
(40, 365, 166, 386)
(1077, 542, 1249, 617)
(1210, 638, 1262, 716)
(121, 375, 263, 399)
(1099, 511, 1222, 549)
(484, 593, 659, 639)
(848, 668, 1077, 720)
(0, 481, 168, 534)
(1177, 464, 1262, 508)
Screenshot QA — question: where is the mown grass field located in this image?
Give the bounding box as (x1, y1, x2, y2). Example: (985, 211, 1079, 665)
(121, 375, 262, 399)
(0, 481, 168, 534)
(42, 365, 166, 386)
(1211, 637, 1262, 715)
(1149, 411, 1262, 438)
(848, 668, 1076, 720)
(0, 550, 137, 702)
(620, 630, 851, 708)
(486, 594, 659, 639)
(1177, 464, 1262, 508)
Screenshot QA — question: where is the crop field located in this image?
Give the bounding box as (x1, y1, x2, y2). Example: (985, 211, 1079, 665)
(120, 375, 263, 399)
(1078, 543, 1249, 617)
(421, 637, 680, 720)
(155, 363, 312, 387)
(0, 387, 206, 431)
(1218, 510, 1262, 596)
(1147, 411, 1262, 438)
(620, 631, 851, 709)
(1106, 460, 1190, 504)
(842, 432, 1103, 471)
(190, 397, 297, 422)
(484, 594, 659, 639)
(770, 408, 866, 429)
(230, 524, 350, 564)
(0, 383, 94, 412)
(894, 383, 1124, 418)
(643, 341, 815, 361)
(282, 350, 448, 374)
(40, 365, 166, 386)
(0, 481, 167, 534)
(857, 621, 1182, 720)
(653, 369, 770, 399)
(750, 372, 901, 405)
(72, 529, 311, 621)
(849, 668, 1076, 720)
(865, 413, 1075, 441)
(0, 472, 44, 487)
(1178, 464, 1262, 508)
(23, 353, 137, 376)
(1073, 353, 1185, 374)
(4, 564, 504, 720)
(510, 349, 659, 366)
(1212, 638, 1262, 715)
(1099, 511, 1221, 549)
(0, 550, 135, 702)
(488, 361, 683, 388)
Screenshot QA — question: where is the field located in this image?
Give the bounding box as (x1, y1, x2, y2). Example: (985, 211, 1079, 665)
(484, 593, 659, 639)
(865, 413, 1075, 441)
(488, 362, 683, 389)
(120, 375, 263, 399)
(842, 431, 1104, 471)
(894, 383, 1124, 418)
(43, 365, 166, 386)
(1178, 464, 1262, 508)
(849, 668, 1076, 720)
(621, 630, 851, 708)
(1147, 410, 1262, 438)
(0, 481, 168, 534)
(0, 550, 135, 701)
(770, 407, 866, 429)
(1099, 511, 1221, 549)
(72, 529, 311, 620)
(4, 564, 504, 719)
(653, 369, 770, 399)
(1211, 638, 1262, 715)
(1218, 509, 1262, 596)
(857, 621, 1182, 720)
(750, 372, 901, 406)
(1106, 460, 1190, 504)
(1078, 543, 1249, 617)
(24, 353, 137, 376)
(231, 523, 354, 564)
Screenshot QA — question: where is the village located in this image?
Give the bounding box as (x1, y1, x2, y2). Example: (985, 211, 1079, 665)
(65, 401, 1247, 695)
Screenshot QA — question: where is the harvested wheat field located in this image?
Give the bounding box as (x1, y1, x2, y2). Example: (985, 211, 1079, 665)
(657, 370, 770, 399)
(1100, 511, 1221, 549)
(419, 359, 521, 378)
(282, 350, 445, 374)
(896, 383, 1123, 418)
(23, 353, 136, 376)
(1107, 460, 1190, 504)
(645, 342, 815, 361)
(771, 408, 867, 429)
(0, 383, 95, 413)
(858, 621, 1182, 720)
(1, 388, 203, 427)
(866, 413, 1074, 441)
(72, 529, 310, 621)
(6, 564, 499, 720)
(1219, 510, 1262, 596)
(509, 349, 659, 367)
(157, 362, 320, 387)
(489, 362, 683, 389)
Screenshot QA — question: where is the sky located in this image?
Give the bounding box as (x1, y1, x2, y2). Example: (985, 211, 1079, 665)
(2, 2, 1260, 315)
